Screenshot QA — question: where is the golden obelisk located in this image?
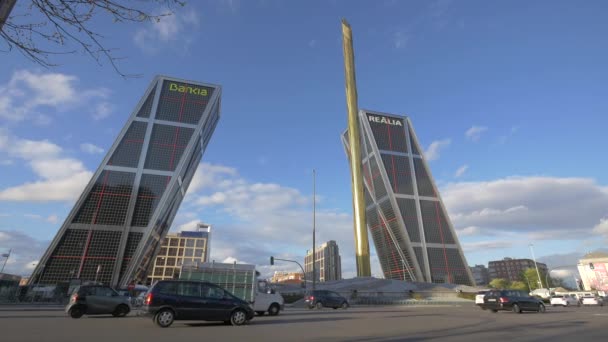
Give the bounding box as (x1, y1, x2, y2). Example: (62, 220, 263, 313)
(341, 19, 371, 277)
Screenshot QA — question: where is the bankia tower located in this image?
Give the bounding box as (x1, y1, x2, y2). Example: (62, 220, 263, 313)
(342, 110, 474, 285)
(30, 76, 221, 287)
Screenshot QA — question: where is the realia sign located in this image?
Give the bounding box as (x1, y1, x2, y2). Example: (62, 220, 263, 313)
(367, 114, 403, 126)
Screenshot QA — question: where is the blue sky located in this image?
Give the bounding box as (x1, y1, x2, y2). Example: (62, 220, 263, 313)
(1, 0, 608, 280)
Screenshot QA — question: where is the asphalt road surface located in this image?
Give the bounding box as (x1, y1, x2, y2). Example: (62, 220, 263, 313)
(0, 304, 606, 341)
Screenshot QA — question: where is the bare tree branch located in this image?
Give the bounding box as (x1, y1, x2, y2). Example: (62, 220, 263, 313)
(0, 0, 185, 78)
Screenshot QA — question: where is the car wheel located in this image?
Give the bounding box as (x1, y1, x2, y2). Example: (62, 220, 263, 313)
(341, 302, 349, 310)
(538, 304, 546, 313)
(315, 302, 323, 310)
(154, 309, 174, 328)
(230, 309, 248, 326)
(268, 304, 280, 316)
(255, 311, 265, 316)
(112, 304, 130, 317)
(491, 309, 498, 313)
(69, 306, 85, 319)
(512, 304, 521, 314)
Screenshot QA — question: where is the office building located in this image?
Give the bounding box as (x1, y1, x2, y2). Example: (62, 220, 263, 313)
(470, 265, 490, 286)
(488, 257, 548, 283)
(305, 240, 342, 282)
(29, 76, 222, 287)
(270, 271, 305, 284)
(147, 224, 211, 284)
(342, 110, 474, 285)
(577, 252, 608, 291)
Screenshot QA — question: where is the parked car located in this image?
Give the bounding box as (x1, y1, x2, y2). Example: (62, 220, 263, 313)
(143, 280, 255, 328)
(550, 294, 580, 307)
(475, 291, 488, 307)
(66, 285, 131, 319)
(481, 290, 546, 313)
(581, 295, 604, 306)
(305, 290, 349, 309)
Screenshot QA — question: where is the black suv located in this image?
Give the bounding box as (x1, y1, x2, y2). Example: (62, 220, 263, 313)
(481, 290, 546, 313)
(304, 290, 349, 309)
(143, 280, 254, 327)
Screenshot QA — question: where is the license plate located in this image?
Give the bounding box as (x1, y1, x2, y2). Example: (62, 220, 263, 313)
(488, 299, 496, 302)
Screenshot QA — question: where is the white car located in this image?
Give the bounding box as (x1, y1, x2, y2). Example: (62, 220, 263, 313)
(550, 295, 580, 307)
(581, 296, 604, 306)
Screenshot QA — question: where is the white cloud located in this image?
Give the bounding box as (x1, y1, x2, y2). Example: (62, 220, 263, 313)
(175, 163, 374, 278)
(0, 70, 109, 123)
(593, 218, 608, 237)
(454, 164, 468, 178)
(0, 230, 48, 275)
(133, 9, 200, 53)
(442, 176, 608, 238)
(424, 139, 451, 161)
(393, 30, 409, 49)
(80, 143, 104, 154)
(0, 129, 92, 201)
(463, 240, 513, 253)
(178, 220, 201, 232)
(456, 226, 480, 236)
(46, 214, 59, 224)
(465, 126, 488, 142)
(92, 102, 112, 120)
(0, 159, 13, 165)
(186, 163, 239, 196)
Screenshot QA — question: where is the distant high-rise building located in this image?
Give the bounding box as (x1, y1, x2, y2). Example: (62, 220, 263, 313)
(577, 252, 608, 292)
(147, 224, 211, 285)
(305, 241, 342, 282)
(470, 265, 490, 286)
(488, 257, 547, 283)
(342, 110, 474, 285)
(30, 76, 222, 287)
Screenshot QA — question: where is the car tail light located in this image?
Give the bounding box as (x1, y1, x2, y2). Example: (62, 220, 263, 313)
(309, 296, 314, 301)
(499, 297, 509, 303)
(144, 293, 152, 306)
(72, 293, 78, 302)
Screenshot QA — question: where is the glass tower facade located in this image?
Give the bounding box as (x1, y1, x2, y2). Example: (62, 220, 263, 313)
(30, 76, 221, 287)
(342, 110, 474, 285)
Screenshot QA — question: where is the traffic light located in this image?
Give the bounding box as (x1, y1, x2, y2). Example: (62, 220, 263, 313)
(589, 263, 595, 270)
(270, 256, 274, 265)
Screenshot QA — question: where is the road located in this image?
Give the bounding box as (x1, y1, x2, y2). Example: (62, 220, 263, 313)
(0, 304, 606, 341)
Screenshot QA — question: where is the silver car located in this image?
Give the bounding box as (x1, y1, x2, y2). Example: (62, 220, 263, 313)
(66, 285, 131, 318)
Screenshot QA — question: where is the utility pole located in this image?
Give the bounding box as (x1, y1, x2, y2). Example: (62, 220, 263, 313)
(529, 244, 543, 289)
(312, 169, 316, 292)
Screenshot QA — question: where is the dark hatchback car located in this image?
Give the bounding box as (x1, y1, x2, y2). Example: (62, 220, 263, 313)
(143, 280, 254, 328)
(481, 290, 546, 313)
(66, 285, 131, 318)
(305, 290, 349, 309)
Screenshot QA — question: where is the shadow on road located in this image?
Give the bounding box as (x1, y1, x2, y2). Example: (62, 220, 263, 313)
(179, 316, 355, 328)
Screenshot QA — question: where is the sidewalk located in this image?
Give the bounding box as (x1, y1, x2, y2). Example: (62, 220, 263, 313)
(0, 304, 65, 311)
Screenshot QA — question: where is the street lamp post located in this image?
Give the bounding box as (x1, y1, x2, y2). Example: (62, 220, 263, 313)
(1, 249, 11, 273)
(529, 244, 544, 288)
(312, 169, 316, 292)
